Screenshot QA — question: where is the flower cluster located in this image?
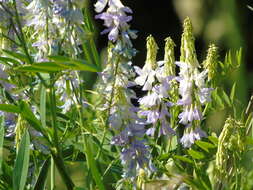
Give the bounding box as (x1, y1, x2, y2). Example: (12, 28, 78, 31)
(26, 0, 85, 61)
(55, 71, 87, 113)
(176, 18, 212, 147)
(94, 0, 137, 57)
(135, 35, 176, 137)
(97, 44, 154, 179)
(94, 0, 153, 180)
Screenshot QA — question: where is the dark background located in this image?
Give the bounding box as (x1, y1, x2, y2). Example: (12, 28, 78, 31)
(93, 0, 253, 105)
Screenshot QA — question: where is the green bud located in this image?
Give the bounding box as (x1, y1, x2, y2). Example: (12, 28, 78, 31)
(145, 35, 158, 70)
(164, 37, 176, 76)
(180, 17, 199, 68)
(203, 44, 218, 82)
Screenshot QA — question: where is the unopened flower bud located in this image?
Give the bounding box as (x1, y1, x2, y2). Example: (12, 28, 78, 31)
(145, 35, 158, 70)
(203, 44, 218, 82)
(180, 17, 199, 68)
(164, 37, 176, 76)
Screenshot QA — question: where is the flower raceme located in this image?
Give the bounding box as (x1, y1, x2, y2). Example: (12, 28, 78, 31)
(94, 0, 153, 180)
(135, 35, 176, 137)
(176, 18, 213, 148)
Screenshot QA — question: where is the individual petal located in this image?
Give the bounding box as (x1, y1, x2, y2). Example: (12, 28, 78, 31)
(134, 66, 143, 76)
(94, 0, 108, 13)
(139, 92, 159, 107)
(108, 26, 119, 41)
(146, 127, 155, 136)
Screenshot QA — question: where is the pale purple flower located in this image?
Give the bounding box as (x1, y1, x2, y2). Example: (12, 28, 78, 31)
(177, 77, 193, 106)
(178, 106, 202, 124)
(134, 65, 156, 91)
(139, 109, 160, 123)
(112, 122, 146, 146)
(138, 92, 160, 108)
(95, 0, 135, 43)
(199, 88, 213, 104)
(121, 140, 153, 178)
(180, 128, 207, 148)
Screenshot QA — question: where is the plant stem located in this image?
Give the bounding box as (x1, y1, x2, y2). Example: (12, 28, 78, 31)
(50, 156, 55, 190)
(49, 75, 74, 190)
(246, 94, 253, 116)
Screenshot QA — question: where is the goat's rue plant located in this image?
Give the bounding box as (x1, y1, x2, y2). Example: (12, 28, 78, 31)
(0, 0, 252, 190)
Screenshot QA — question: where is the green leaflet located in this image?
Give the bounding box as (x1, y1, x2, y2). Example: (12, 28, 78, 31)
(0, 104, 20, 113)
(48, 55, 101, 72)
(2, 49, 30, 63)
(187, 149, 205, 159)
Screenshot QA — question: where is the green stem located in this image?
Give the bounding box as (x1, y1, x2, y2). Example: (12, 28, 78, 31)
(49, 75, 74, 190)
(50, 156, 55, 190)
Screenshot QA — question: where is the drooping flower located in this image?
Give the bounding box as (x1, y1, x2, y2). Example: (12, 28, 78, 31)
(180, 127, 207, 148)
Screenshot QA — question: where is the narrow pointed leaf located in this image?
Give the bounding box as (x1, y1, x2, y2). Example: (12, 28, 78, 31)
(48, 55, 100, 72)
(2, 49, 30, 63)
(0, 104, 20, 113)
(195, 140, 216, 152)
(13, 130, 30, 190)
(230, 83, 236, 103)
(40, 85, 46, 128)
(173, 155, 194, 164)
(0, 56, 20, 66)
(187, 149, 205, 159)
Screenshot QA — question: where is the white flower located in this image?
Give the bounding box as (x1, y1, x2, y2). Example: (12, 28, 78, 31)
(138, 91, 160, 108)
(134, 65, 156, 91)
(178, 106, 202, 124)
(180, 128, 206, 148)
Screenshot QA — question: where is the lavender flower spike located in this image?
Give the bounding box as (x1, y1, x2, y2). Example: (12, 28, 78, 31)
(176, 17, 213, 147)
(95, 0, 136, 43)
